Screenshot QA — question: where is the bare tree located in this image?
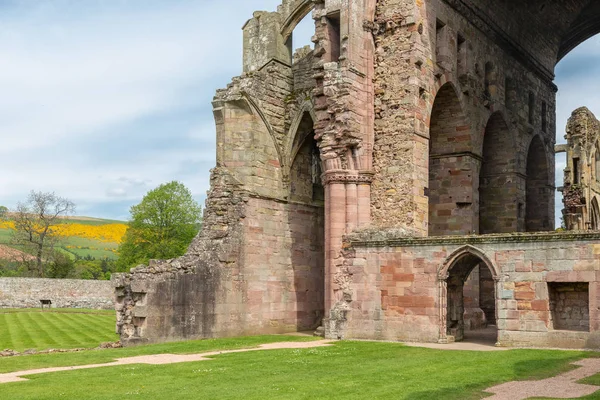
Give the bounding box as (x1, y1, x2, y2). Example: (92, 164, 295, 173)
(12, 191, 75, 277)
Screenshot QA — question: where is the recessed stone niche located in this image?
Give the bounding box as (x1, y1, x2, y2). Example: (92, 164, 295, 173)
(548, 282, 589, 332)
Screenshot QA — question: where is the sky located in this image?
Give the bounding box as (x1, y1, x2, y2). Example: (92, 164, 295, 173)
(555, 35, 600, 226)
(0, 0, 314, 221)
(0, 0, 596, 225)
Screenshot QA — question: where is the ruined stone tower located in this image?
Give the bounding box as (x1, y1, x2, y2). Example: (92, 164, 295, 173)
(114, 0, 600, 349)
(559, 107, 600, 231)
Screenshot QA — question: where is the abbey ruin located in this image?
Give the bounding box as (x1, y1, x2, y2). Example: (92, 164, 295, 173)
(114, 0, 600, 349)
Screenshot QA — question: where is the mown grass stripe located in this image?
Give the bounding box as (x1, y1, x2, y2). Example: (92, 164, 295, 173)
(36, 313, 88, 349)
(20, 312, 59, 350)
(26, 312, 65, 349)
(11, 313, 37, 350)
(74, 314, 115, 336)
(54, 313, 106, 346)
(0, 309, 117, 352)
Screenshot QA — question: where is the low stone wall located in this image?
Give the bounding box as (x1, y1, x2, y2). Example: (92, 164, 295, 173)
(0, 278, 114, 310)
(335, 230, 600, 349)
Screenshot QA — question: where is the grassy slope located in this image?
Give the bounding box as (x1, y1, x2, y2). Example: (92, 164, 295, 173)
(0, 216, 125, 260)
(0, 340, 593, 400)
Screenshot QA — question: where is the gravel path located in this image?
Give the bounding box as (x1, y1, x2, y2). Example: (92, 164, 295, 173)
(0, 340, 334, 384)
(484, 358, 600, 399)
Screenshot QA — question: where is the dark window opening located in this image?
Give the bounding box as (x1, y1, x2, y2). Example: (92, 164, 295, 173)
(436, 19, 447, 65)
(542, 101, 548, 132)
(573, 157, 580, 185)
(528, 92, 535, 125)
(457, 34, 466, 77)
(484, 62, 496, 99)
(326, 12, 341, 62)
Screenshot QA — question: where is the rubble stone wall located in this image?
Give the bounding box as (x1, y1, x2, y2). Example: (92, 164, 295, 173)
(0, 278, 113, 309)
(370, 0, 557, 234)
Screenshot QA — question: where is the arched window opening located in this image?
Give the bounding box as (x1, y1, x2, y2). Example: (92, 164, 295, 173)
(595, 145, 600, 182)
(445, 253, 497, 344)
(526, 136, 552, 231)
(288, 9, 315, 65)
(429, 83, 474, 236)
(479, 113, 517, 233)
(590, 198, 600, 230)
(326, 12, 341, 62)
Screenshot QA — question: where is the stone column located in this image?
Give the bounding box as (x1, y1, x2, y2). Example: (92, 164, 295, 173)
(322, 171, 373, 321)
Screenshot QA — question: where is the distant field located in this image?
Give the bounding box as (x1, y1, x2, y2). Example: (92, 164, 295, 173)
(0, 308, 118, 351)
(0, 216, 127, 261)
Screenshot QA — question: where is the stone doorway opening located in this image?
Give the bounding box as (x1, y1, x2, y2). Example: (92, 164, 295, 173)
(443, 251, 497, 345)
(288, 111, 325, 332)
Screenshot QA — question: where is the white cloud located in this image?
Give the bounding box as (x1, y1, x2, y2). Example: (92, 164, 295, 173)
(0, 0, 284, 218)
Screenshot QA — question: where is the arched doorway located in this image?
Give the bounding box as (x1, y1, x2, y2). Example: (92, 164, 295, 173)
(440, 248, 497, 344)
(429, 83, 474, 236)
(288, 111, 325, 331)
(526, 136, 552, 231)
(479, 112, 517, 233)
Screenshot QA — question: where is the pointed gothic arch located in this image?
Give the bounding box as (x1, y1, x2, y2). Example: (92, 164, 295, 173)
(428, 82, 474, 236)
(526, 135, 552, 231)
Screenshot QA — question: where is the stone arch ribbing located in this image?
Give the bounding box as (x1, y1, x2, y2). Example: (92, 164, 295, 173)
(241, 92, 284, 169)
(438, 245, 499, 281)
(280, 0, 315, 43)
(287, 102, 317, 167)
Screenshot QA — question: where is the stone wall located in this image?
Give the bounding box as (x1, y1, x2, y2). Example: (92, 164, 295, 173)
(338, 230, 600, 349)
(370, 0, 557, 235)
(0, 278, 113, 309)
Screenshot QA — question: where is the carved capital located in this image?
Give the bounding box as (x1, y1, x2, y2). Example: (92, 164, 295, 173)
(321, 170, 374, 185)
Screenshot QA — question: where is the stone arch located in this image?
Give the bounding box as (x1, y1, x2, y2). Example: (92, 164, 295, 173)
(428, 82, 475, 236)
(558, 1, 600, 61)
(241, 92, 284, 169)
(438, 245, 499, 281)
(591, 197, 600, 230)
(479, 112, 518, 234)
(280, 0, 315, 43)
(287, 102, 317, 167)
(526, 135, 552, 231)
(289, 110, 323, 204)
(439, 246, 498, 343)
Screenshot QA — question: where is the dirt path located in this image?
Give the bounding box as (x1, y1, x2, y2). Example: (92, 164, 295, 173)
(0, 340, 333, 384)
(484, 358, 600, 399)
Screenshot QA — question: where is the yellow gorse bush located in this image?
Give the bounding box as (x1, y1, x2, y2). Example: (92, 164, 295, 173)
(0, 221, 127, 244)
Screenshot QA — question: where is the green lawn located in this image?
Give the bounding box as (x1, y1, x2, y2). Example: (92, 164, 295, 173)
(1, 312, 599, 399)
(0, 337, 598, 399)
(0, 309, 118, 352)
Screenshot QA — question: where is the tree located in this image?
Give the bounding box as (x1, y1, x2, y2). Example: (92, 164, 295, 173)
(47, 251, 75, 279)
(0, 206, 8, 220)
(117, 181, 202, 270)
(12, 191, 75, 277)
